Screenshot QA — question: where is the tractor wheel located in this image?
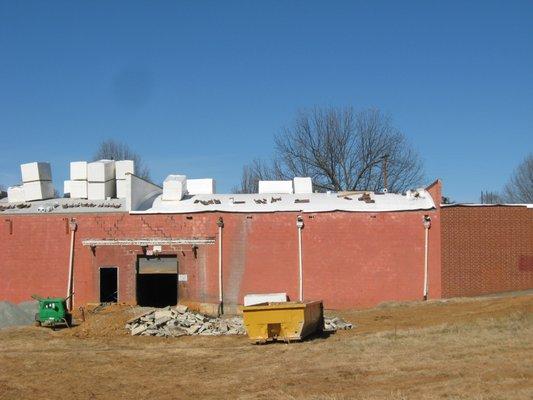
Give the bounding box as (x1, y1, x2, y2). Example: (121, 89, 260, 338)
(34, 320, 41, 327)
(34, 313, 41, 327)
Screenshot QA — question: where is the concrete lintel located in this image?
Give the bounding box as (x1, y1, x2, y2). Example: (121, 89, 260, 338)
(82, 238, 215, 246)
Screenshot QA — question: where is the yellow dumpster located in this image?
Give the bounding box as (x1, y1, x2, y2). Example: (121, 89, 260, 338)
(242, 300, 324, 343)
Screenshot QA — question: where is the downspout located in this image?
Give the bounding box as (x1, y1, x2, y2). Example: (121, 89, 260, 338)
(296, 215, 304, 302)
(422, 215, 431, 300)
(66, 219, 78, 311)
(216, 217, 224, 315)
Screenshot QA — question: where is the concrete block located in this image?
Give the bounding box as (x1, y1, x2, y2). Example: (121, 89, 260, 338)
(20, 162, 52, 183)
(87, 160, 115, 182)
(293, 177, 313, 194)
(23, 181, 54, 201)
(187, 324, 201, 334)
(258, 180, 293, 194)
(175, 304, 188, 314)
(7, 186, 25, 203)
(155, 316, 171, 326)
(162, 175, 187, 201)
(115, 160, 135, 180)
(131, 324, 149, 336)
(70, 180, 88, 199)
(88, 180, 116, 200)
(70, 161, 88, 181)
(116, 179, 127, 198)
(187, 178, 216, 195)
(154, 310, 173, 319)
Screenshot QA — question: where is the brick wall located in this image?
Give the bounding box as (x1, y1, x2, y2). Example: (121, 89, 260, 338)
(0, 207, 441, 310)
(441, 205, 533, 297)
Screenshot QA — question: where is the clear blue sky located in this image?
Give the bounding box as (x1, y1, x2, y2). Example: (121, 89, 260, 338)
(1, 1, 531, 201)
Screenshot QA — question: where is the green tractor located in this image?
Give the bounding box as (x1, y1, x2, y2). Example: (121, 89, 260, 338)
(32, 295, 73, 330)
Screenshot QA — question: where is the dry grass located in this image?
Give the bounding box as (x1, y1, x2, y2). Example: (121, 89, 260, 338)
(0, 295, 531, 400)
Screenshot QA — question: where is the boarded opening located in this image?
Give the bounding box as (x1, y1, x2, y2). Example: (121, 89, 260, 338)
(100, 267, 118, 303)
(137, 256, 178, 307)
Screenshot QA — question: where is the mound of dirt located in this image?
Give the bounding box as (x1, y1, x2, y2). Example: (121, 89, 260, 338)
(63, 304, 150, 338)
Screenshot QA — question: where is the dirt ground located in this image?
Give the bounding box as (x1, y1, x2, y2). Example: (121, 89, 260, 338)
(0, 293, 532, 400)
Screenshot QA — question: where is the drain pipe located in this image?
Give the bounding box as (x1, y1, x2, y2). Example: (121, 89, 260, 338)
(296, 215, 304, 302)
(422, 215, 431, 300)
(66, 219, 78, 311)
(216, 217, 224, 315)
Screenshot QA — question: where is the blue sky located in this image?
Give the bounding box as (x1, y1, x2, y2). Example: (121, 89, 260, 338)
(0, 1, 531, 201)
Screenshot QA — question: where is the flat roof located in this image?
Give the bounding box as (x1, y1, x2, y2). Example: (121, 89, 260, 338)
(0, 197, 127, 215)
(1, 189, 438, 215)
(132, 189, 436, 214)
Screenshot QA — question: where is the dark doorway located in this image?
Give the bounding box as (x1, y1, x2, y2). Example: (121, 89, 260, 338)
(100, 267, 118, 303)
(136, 256, 178, 307)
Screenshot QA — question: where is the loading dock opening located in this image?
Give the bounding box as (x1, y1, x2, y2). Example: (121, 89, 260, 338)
(100, 267, 118, 303)
(136, 256, 178, 307)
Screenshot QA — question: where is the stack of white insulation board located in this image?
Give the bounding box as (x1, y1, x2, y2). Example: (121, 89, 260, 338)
(7, 185, 25, 203)
(87, 160, 116, 200)
(186, 178, 216, 195)
(162, 175, 187, 201)
(258, 180, 294, 194)
(293, 177, 313, 194)
(67, 161, 88, 199)
(20, 162, 54, 201)
(115, 160, 134, 198)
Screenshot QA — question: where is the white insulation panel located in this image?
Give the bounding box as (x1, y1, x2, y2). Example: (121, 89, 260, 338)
(20, 162, 52, 183)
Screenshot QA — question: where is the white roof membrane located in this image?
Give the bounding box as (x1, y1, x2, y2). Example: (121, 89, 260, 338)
(132, 189, 436, 214)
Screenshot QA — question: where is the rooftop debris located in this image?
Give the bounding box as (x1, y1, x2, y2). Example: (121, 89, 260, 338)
(294, 198, 310, 203)
(271, 197, 282, 203)
(62, 202, 121, 209)
(0, 203, 31, 211)
(358, 193, 375, 203)
(254, 198, 267, 204)
(194, 199, 221, 206)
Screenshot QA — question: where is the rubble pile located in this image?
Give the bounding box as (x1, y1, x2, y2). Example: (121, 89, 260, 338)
(126, 305, 354, 338)
(125, 305, 246, 337)
(324, 316, 353, 331)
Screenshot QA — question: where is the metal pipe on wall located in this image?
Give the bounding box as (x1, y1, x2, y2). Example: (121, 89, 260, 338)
(297, 216, 304, 302)
(216, 217, 224, 315)
(66, 219, 78, 311)
(422, 216, 431, 300)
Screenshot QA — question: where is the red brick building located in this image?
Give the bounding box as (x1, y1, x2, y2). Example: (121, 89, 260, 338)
(1, 179, 531, 312)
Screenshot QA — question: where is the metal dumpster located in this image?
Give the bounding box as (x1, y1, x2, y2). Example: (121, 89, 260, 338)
(242, 300, 324, 343)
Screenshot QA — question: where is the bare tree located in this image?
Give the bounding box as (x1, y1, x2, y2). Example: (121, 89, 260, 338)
(232, 159, 282, 193)
(93, 139, 151, 181)
(480, 190, 503, 204)
(234, 107, 424, 193)
(503, 153, 533, 203)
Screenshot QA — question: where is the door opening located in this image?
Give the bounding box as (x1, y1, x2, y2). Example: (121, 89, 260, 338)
(100, 267, 118, 303)
(137, 256, 178, 307)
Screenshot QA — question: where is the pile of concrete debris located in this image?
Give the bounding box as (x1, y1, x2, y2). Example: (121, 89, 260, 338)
(126, 305, 246, 337)
(324, 316, 353, 331)
(126, 305, 354, 338)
